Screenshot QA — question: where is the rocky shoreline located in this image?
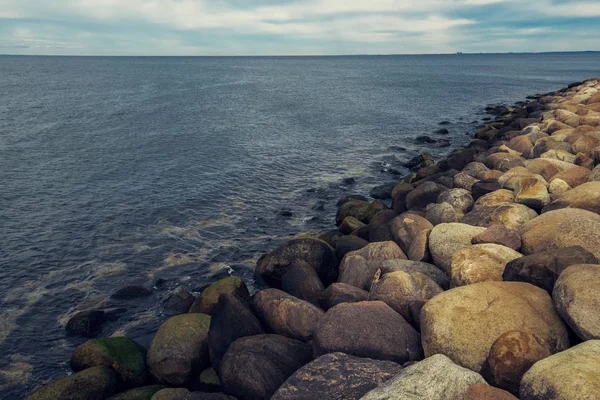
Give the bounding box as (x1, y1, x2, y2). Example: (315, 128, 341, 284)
(27, 78, 600, 400)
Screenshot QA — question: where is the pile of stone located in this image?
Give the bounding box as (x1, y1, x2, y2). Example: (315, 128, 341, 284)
(28, 78, 600, 400)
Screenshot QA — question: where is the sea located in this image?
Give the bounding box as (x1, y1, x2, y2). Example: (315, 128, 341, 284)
(1, 52, 599, 398)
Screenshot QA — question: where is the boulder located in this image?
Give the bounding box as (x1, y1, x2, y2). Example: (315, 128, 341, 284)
(550, 165, 591, 187)
(453, 172, 479, 191)
(281, 261, 324, 305)
(256, 238, 338, 287)
(514, 177, 550, 209)
(471, 179, 502, 200)
(450, 244, 522, 287)
(360, 354, 487, 400)
(405, 182, 447, 211)
(369, 210, 398, 225)
(189, 276, 249, 315)
(461, 203, 538, 231)
(548, 178, 571, 194)
(503, 246, 598, 293)
(338, 241, 407, 290)
(71, 337, 147, 388)
(540, 149, 576, 163)
(339, 217, 366, 235)
(481, 331, 550, 395)
(474, 189, 515, 207)
(507, 135, 534, 158)
(271, 353, 401, 400)
(253, 289, 324, 342)
(369, 270, 442, 326)
(389, 214, 432, 262)
(220, 334, 312, 400)
(107, 385, 166, 400)
(465, 385, 518, 400)
(519, 208, 600, 259)
(26, 366, 117, 400)
(163, 290, 196, 314)
(471, 225, 521, 250)
(391, 183, 414, 213)
(438, 188, 474, 214)
(369, 183, 396, 200)
(111, 285, 153, 301)
(147, 313, 211, 386)
(428, 223, 486, 273)
(336, 200, 387, 225)
(543, 181, 600, 214)
(484, 153, 526, 171)
(425, 202, 460, 225)
(590, 164, 600, 181)
(553, 264, 600, 340)
(150, 388, 192, 400)
(520, 340, 600, 400)
(207, 294, 264, 373)
(420, 281, 569, 373)
(462, 162, 489, 178)
(379, 259, 450, 289)
(313, 301, 423, 364)
(497, 167, 547, 190)
(318, 283, 368, 310)
(334, 235, 368, 260)
(367, 223, 394, 243)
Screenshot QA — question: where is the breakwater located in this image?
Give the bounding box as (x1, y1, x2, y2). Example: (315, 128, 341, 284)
(26, 77, 600, 400)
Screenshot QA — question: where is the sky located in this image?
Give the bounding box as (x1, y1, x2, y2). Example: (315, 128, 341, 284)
(0, 0, 599, 56)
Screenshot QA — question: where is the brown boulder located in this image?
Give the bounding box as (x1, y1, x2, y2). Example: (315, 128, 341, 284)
(465, 385, 518, 400)
(339, 216, 366, 235)
(450, 244, 522, 287)
(514, 177, 550, 209)
(543, 181, 600, 214)
(389, 214, 432, 262)
(471, 225, 521, 250)
(550, 165, 591, 187)
(318, 283, 368, 310)
(281, 261, 325, 305)
(405, 182, 447, 212)
(474, 189, 514, 207)
(461, 203, 538, 231)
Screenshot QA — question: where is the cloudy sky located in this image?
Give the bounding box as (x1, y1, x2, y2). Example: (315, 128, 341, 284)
(1, 0, 599, 56)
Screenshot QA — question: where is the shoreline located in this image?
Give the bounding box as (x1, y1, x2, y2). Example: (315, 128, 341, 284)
(26, 77, 600, 399)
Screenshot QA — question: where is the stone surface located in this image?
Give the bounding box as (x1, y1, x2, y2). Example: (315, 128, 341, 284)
(519, 208, 600, 260)
(465, 385, 518, 400)
(428, 223, 486, 273)
(514, 177, 550, 209)
(313, 301, 423, 364)
(405, 182, 447, 212)
(543, 181, 600, 214)
(474, 189, 515, 207)
(550, 165, 591, 187)
(548, 178, 571, 194)
(163, 289, 195, 314)
(334, 235, 368, 260)
(425, 202, 460, 225)
(369, 270, 442, 326)
(520, 340, 600, 400)
(471, 225, 521, 250)
(471, 179, 502, 200)
(481, 331, 550, 395)
(147, 313, 211, 386)
(107, 385, 166, 400)
(360, 354, 487, 400)
(253, 288, 324, 342)
(461, 203, 538, 231)
(318, 283, 368, 310)
(379, 259, 450, 289)
(438, 188, 474, 214)
(26, 366, 117, 400)
(338, 241, 407, 290)
(450, 244, 522, 287)
(220, 334, 312, 400)
(281, 261, 324, 305)
(189, 276, 249, 315)
(553, 264, 600, 340)
(420, 281, 569, 373)
(339, 216, 366, 235)
(503, 246, 597, 293)
(271, 353, 401, 400)
(389, 214, 432, 262)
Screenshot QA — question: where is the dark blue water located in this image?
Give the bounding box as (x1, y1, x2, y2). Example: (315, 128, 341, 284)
(1, 53, 599, 397)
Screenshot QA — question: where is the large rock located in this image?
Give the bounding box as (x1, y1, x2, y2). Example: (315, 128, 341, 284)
(147, 313, 211, 385)
(334, 235, 368, 260)
(379, 259, 450, 289)
(313, 301, 423, 364)
(337, 200, 387, 225)
(543, 181, 600, 214)
(405, 182, 446, 212)
(189, 276, 249, 315)
(26, 366, 117, 400)
(71, 337, 147, 388)
(471, 225, 522, 250)
(220, 334, 312, 400)
(519, 208, 600, 259)
(361, 354, 487, 400)
(338, 241, 407, 290)
(553, 264, 600, 340)
(281, 261, 324, 305)
(420, 281, 569, 373)
(481, 331, 550, 395)
(425, 202, 460, 225)
(550, 165, 591, 187)
(520, 340, 600, 400)
(253, 289, 324, 342)
(271, 353, 401, 400)
(474, 189, 515, 207)
(318, 283, 368, 310)
(108, 385, 166, 400)
(256, 238, 338, 287)
(465, 385, 517, 400)
(369, 270, 442, 326)
(461, 203, 538, 231)
(514, 177, 550, 209)
(389, 213, 432, 261)
(450, 244, 522, 287)
(428, 223, 486, 273)
(339, 216, 366, 235)
(208, 294, 264, 372)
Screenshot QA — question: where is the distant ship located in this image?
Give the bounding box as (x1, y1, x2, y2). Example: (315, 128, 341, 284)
(456, 52, 463, 55)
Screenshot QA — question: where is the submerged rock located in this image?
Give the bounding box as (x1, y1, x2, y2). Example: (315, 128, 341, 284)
(189, 276, 249, 315)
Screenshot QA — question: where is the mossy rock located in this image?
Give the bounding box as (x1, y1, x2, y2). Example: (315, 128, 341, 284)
(147, 313, 211, 386)
(336, 200, 387, 226)
(189, 276, 249, 315)
(26, 365, 117, 400)
(71, 336, 147, 388)
(108, 385, 166, 400)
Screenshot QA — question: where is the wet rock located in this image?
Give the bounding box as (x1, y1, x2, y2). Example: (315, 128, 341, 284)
(420, 281, 569, 373)
(220, 334, 312, 400)
(334, 235, 368, 260)
(313, 301, 423, 364)
(481, 331, 550, 395)
(189, 276, 249, 315)
(108, 385, 166, 400)
(514, 177, 550, 209)
(338, 241, 407, 290)
(553, 264, 600, 340)
(367, 223, 394, 243)
(461, 203, 538, 231)
(435, 128, 449, 134)
(339, 216, 366, 235)
(66, 308, 127, 338)
(336, 200, 387, 225)
(71, 337, 147, 388)
(503, 246, 598, 293)
(379, 259, 450, 289)
(26, 366, 117, 400)
(369, 182, 396, 200)
(471, 225, 521, 250)
(369, 270, 442, 326)
(150, 388, 191, 400)
(543, 181, 600, 214)
(389, 213, 432, 262)
(253, 288, 324, 342)
(147, 313, 211, 386)
(163, 289, 195, 314)
(369, 209, 398, 225)
(271, 352, 401, 400)
(208, 294, 264, 373)
(256, 238, 338, 287)
(341, 177, 356, 185)
(471, 179, 502, 200)
(450, 244, 522, 287)
(336, 195, 368, 207)
(391, 183, 414, 213)
(361, 354, 486, 400)
(318, 283, 368, 310)
(405, 182, 446, 212)
(519, 208, 600, 259)
(281, 261, 324, 305)
(111, 285, 153, 301)
(415, 135, 436, 143)
(520, 340, 600, 400)
(403, 153, 433, 169)
(428, 223, 486, 273)
(465, 385, 518, 400)
(425, 202, 460, 225)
